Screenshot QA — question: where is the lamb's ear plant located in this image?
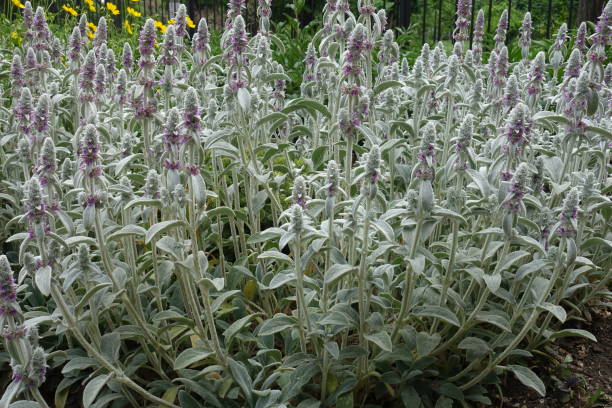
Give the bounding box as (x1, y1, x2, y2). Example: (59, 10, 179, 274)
(0, 0, 611, 407)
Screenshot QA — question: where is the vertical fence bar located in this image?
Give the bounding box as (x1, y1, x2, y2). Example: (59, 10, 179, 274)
(546, 0, 552, 37)
(486, 0, 492, 32)
(507, 0, 511, 33)
(421, 0, 427, 44)
(469, 0, 476, 48)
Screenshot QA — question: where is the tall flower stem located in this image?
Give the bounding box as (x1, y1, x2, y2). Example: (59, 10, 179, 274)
(357, 198, 373, 377)
(391, 215, 422, 342)
(293, 237, 310, 353)
(49, 284, 179, 408)
(459, 240, 567, 391)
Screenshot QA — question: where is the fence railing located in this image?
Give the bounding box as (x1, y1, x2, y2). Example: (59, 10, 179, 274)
(2, 0, 590, 44)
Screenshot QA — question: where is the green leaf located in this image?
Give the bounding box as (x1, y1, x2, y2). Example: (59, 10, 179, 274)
(228, 358, 254, 407)
(476, 312, 511, 332)
(416, 332, 441, 356)
(257, 313, 296, 336)
(373, 80, 403, 96)
(114, 153, 143, 176)
(125, 198, 162, 210)
(107, 224, 146, 241)
(324, 264, 356, 285)
(414, 306, 460, 327)
(223, 314, 258, 347)
(35, 266, 52, 297)
(83, 374, 110, 408)
(503, 365, 546, 397)
(458, 337, 491, 357)
(540, 302, 566, 323)
(75, 283, 112, 315)
(258, 250, 293, 264)
(174, 348, 214, 370)
(61, 357, 98, 374)
(499, 250, 530, 272)
(145, 220, 188, 244)
(237, 87, 251, 111)
(364, 331, 393, 352)
(268, 272, 295, 289)
(207, 206, 236, 219)
(483, 273, 501, 293)
(547, 329, 597, 342)
(9, 402, 41, 408)
(178, 391, 201, 408)
(65, 236, 97, 247)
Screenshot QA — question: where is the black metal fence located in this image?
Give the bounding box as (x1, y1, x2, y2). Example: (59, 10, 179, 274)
(1, 0, 591, 43)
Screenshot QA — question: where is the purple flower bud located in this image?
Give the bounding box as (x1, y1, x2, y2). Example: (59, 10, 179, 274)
(144, 170, 161, 199)
(79, 124, 101, 178)
(15, 87, 33, 134)
(182, 87, 201, 133)
(494, 46, 509, 88)
(501, 162, 530, 213)
(36, 137, 56, 187)
(494, 9, 508, 48)
(228, 0, 246, 20)
(504, 102, 532, 148)
(472, 9, 485, 62)
(106, 48, 116, 79)
(23, 1, 33, 30)
(229, 15, 248, 58)
(33, 7, 50, 44)
(453, 0, 472, 43)
(163, 107, 184, 151)
(10, 54, 24, 92)
(290, 204, 304, 235)
(32, 94, 51, 135)
(29, 346, 48, 387)
(292, 176, 307, 207)
(519, 12, 532, 59)
(503, 74, 520, 107)
(93, 17, 108, 48)
(0, 255, 18, 307)
(557, 187, 580, 237)
(117, 69, 128, 103)
(174, 4, 187, 37)
(122, 42, 134, 71)
(78, 14, 88, 40)
(574, 22, 588, 55)
(68, 26, 82, 64)
(362, 145, 381, 199)
(160, 25, 178, 66)
(94, 64, 106, 95)
(527, 51, 546, 95)
(193, 18, 210, 55)
(326, 160, 339, 197)
(564, 48, 582, 80)
(25, 47, 37, 70)
(139, 19, 157, 59)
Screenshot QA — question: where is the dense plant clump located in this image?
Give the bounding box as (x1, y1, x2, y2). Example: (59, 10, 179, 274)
(0, 1, 611, 407)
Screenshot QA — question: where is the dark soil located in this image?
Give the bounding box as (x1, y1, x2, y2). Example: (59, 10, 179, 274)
(495, 307, 612, 408)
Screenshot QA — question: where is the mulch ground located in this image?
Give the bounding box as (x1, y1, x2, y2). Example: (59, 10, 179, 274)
(494, 306, 612, 407)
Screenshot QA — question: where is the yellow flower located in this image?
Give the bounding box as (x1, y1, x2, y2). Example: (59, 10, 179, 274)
(186, 16, 196, 29)
(167, 18, 175, 25)
(130, 0, 139, 2)
(106, 2, 120, 15)
(85, 0, 96, 12)
(127, 7, 141, 17)
(11, 0, 25, 9)
(87, 31, 95, 39)
(87, 22, 97, 32)
(124, 19, 133, 35)
(62, 5, 78, 17)
(154, 20, 167, 34)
